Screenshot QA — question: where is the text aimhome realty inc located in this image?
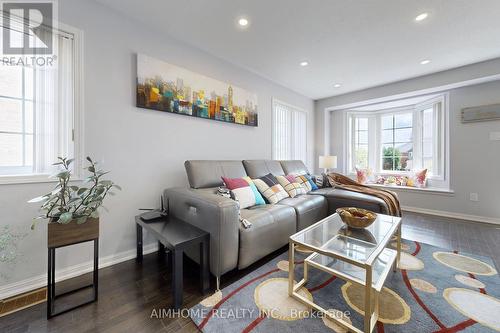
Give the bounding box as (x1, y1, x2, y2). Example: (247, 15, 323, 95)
(150, 307, 351, 320)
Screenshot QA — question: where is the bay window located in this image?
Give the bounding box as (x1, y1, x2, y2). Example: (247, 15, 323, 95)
(347, 94, 448, 188)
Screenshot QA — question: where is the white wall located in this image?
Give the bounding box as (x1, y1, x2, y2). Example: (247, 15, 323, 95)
(315, 65, 500, 222)
(0, 0, 314, 295)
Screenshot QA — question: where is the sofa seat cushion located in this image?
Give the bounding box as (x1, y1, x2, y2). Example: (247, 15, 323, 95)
(309, 188, 389, 214)
(238, 205, 296, 269)
(277, 195, 328, 230)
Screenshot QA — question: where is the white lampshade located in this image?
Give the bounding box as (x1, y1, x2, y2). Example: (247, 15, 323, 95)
(319, 155, 337, 169)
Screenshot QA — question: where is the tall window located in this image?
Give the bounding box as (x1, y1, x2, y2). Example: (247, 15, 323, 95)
(0, 19, 78, 180)
(272, 99, 307, 163)
(381, 112, 413, 171)
(347, 95, 447, 187)
(352, 117, 369, 169)
(0, 65, 34, 175)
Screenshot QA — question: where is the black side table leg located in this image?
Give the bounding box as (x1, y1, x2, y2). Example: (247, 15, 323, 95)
(158, 241, 165, 259)
(93, 239, 99, 301)
(200, 238, 210, 294)
(136, 223, 143, 262)
(47, 248, 53, 319)
(51, 248, 56, 302)
(172, 249, 183, 309)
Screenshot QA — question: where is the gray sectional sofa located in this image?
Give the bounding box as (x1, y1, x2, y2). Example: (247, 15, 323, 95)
(163, 159, 389, 287)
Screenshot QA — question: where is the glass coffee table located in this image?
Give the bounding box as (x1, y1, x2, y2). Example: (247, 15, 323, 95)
(288, 212, 402, 333)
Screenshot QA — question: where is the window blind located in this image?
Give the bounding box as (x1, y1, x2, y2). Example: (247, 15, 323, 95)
(272, 101, 307, 163)
(0, 21, 75, 176)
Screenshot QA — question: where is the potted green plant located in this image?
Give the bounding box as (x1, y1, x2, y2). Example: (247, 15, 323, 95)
(29, 157, 120, 247)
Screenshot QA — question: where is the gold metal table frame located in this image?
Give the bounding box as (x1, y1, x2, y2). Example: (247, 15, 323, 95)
(288, 214, 402, 333)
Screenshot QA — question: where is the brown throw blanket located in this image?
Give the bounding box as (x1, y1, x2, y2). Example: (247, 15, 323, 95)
(327, 173, 402, 217)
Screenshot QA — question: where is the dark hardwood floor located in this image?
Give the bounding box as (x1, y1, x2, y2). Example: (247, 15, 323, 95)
(1, 212, 499, 333)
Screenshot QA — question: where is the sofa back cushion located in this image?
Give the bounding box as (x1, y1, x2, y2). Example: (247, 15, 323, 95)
(280, 160, 310, 176)
(185, 160, 247, 189)
(243, 160, 285, 179)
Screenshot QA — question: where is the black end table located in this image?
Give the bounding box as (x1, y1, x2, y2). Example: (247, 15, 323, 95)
(135, 215, 210, 309)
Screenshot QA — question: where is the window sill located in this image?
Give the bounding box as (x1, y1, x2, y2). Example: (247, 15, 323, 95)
(367, 183, 454, 196)
(0, 174, 83, 185)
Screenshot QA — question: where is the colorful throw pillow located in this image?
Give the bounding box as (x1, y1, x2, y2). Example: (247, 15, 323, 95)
(252, 173, 289, 204)
(376, 175, 386, 185)
(221, 176, 265, 208)
(304, 174, 319, 191)
(370, 170, 427, 188)
(409, 169, 427, 188)
(276, 175, 307, 198)
(356, 168, 376, 184)
(243, 176, 266, 205)
(294, 175, 313, 192)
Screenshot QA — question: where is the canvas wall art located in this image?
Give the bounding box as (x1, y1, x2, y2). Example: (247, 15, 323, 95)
(136, 54, 258, 127)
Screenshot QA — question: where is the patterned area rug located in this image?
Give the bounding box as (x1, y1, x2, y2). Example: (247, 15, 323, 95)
(189, 240, 500, 332)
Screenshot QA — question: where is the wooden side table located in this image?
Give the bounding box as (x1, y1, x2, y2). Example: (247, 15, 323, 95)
(135, 215, 210, 309)
(47, 218, 99, 319)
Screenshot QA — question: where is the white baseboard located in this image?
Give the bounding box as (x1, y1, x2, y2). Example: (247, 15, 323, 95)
(0, 243, 159, 300)
(402, 206, 500, 225)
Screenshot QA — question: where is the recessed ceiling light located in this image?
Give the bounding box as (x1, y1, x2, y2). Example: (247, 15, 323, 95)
(333, 83, 341, 88)
(420, 59, 431, 65)
(300, 61, 309, 67)
(238, 17, 249, 27)
(415, 13, 428, 21)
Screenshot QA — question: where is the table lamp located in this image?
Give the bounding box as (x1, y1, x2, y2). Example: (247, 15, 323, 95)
(319, 155, 337, 174)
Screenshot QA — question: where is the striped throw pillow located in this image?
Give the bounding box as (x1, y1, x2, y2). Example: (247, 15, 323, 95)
(276, 175, 307, 198)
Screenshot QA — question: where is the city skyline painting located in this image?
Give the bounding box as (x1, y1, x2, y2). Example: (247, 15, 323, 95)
(136, 54, 258, 127)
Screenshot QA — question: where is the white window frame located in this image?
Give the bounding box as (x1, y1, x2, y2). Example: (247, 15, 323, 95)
(347, 113, 376, 173)
(346, 93, 449, 189)
(272, 98, 308, 165)
(375, 107, 415, 174)
(414, 95, 446, 183)
(0, 64, 34, 176)
(0, 22, 84, 185)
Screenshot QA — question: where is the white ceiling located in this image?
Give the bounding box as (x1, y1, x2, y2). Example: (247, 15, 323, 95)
(95, 0, 500, 100)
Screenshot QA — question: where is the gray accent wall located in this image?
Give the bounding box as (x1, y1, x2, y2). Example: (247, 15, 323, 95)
(0, 0, 313, 294)
(315, 68, 500, 222)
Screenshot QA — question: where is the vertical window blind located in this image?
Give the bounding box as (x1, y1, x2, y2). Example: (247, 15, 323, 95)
(272, 100, 307, 163)
(0, 18, 75, 177)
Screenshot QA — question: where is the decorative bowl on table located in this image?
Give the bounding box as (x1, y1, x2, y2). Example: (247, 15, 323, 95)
(336, 207, 377, 229)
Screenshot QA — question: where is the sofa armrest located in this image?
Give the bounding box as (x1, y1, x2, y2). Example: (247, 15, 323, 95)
(163, 187, 240, 277)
